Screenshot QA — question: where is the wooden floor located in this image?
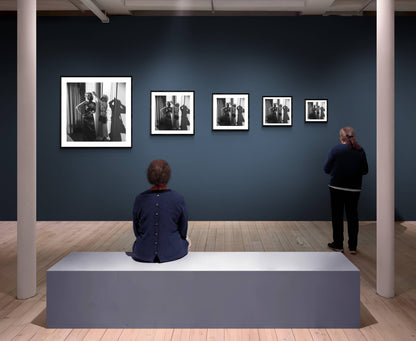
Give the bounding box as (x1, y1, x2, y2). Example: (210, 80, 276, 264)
(0, 221, 415, 341)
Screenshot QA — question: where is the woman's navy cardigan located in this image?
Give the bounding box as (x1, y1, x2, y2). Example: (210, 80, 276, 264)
(132, 189, 189, 263)
(324, 144, 368, 190)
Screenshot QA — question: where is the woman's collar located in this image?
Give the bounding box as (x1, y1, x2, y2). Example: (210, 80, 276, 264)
(150, 184, 169, 191)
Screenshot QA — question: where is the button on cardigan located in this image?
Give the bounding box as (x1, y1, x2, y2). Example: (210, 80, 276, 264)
(132, 189, 189, 263)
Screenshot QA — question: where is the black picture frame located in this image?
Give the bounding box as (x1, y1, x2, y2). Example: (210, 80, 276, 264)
(305, 99, 328, 123)
(150, 91, 195, 135)
(61, 76, 132, 148)
(212, 93, 249, 131)
(262, 96, 293, 127)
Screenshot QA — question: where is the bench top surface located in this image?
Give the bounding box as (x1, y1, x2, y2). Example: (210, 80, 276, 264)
(48, 252, 359, 272)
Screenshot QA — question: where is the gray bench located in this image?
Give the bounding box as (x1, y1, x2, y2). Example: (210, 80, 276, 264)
(47, 251, 360, 328)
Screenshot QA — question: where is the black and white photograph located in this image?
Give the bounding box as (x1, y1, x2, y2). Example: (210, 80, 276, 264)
(61, 76, 132, 147)
(150, 91, 194, 135)
(305, 99, 328, 123)
(212, 93, 249, 131)
(262, 96, 293, 127)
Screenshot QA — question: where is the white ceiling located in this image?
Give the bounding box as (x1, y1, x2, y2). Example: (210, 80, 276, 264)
(1, 0, 416, 16)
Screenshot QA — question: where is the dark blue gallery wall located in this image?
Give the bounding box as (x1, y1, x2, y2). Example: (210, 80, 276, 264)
(395, 19, 416, 221)
(34, 16, 377, 221)
(2, 16, 414, 221)
(0, 18, 17, 220)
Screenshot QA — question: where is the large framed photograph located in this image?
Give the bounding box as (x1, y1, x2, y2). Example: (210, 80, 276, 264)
(150, 91, 194, 135)
(61, 76, 132, 147)
(262, 96, 293, 127)
(212, 93, 249, 131)
(305, 99, 328, 123)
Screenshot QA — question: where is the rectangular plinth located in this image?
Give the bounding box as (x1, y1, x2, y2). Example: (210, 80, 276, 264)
(47, 252, 360, 328)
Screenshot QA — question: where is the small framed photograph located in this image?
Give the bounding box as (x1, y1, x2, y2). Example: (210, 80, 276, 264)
(305, 99, 328, 123)
(150, 91, 194, 135)
(212, 93, 249, 131)
(61, 76, 132, 147)
(262, 96, 293, 127)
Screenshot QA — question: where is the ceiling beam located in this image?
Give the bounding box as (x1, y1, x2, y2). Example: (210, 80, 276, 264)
(130, 10, 300, 16)
(359, 0, 374, 12)
(303, 0, 335, 15)
(67, 0, 85, 12)
(125, 0, 304, 12)
(78, 0, 109, 22)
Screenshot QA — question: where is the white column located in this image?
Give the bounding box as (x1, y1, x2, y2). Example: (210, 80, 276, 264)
(377, 0, 395, 298)
(17, 0, 37, 299)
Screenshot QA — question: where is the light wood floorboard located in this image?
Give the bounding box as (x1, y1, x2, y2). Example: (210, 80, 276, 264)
(0, 221, 415, 340)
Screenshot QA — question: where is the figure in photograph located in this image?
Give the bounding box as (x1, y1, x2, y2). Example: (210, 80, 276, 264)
(160, 111, 173, 130)
(230, 104, 237, 126)
(324, 127, 368, 254)
(219, 103, 232, 126)
(319, 102, 326, 119)
(266, 103, 278, 123)
(276, 104, 283, 123)
(237, 104, 245, 126)
(231, 112, 237, 126)
(315, 102, 320, 118)
(308, 104, 314, 119)
(93, 92, 109, 141)
(282, 103, 290, 123)
(76, 92, 97, 141)
(159, 102, 173, 130)
(308, 103, 317, 119)
(173, 103, 180, 130)
(132, 159, 191, 263)
(180, 104, 190, 130)
(109, 98, 126, 141)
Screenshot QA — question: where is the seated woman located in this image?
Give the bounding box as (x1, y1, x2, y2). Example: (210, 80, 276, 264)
(132, 160, 189, 263)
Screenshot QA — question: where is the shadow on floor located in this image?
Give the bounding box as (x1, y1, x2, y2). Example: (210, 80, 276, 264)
(360, 302, 377, 328)
(32, 307, 46, 328)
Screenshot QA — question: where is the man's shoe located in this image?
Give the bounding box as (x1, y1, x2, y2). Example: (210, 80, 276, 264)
(349, 249, 357, 254)
(328, 242, 344, 252)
